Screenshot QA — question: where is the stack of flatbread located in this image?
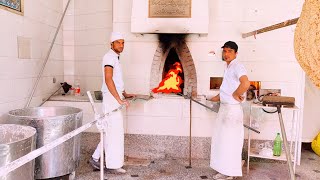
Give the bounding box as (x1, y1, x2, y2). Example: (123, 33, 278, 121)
(294, 0, 320, 88)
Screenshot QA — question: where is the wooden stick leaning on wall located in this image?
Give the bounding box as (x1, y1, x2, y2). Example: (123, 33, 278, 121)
(242, 17, 299, 38)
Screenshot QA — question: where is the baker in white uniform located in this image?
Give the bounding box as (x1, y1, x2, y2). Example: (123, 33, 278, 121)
(89, 32, 134, 173)
(208, 41, 250, 179)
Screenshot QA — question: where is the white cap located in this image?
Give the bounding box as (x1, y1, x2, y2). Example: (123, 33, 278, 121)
(110, 32, 124, 42)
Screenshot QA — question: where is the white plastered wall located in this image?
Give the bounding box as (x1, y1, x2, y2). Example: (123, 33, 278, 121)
(110, 0, 306, 140)
(0, 0, 65, 122)
(2, 0, 316, 142)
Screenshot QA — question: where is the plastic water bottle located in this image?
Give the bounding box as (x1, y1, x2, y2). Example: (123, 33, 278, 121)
(273, 133, 282, 156)
(74, 80, 81, 96)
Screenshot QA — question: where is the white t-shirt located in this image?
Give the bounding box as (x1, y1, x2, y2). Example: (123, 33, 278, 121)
(220, 59, 247, 104)
(101, 49, 124, 93)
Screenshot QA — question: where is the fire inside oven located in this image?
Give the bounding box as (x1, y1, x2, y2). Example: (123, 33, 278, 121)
(152, 48, 184, 94)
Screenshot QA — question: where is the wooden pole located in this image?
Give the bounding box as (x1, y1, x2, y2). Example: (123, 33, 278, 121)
(277, 106, 296, 180)
(242, 17, 299, 38)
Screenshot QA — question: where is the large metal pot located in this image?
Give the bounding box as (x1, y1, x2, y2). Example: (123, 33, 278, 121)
(8, 106, 83, 179)
(0, 124, 36, 180)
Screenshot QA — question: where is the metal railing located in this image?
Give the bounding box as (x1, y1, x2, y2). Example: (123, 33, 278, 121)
(1, 91, 135, 180)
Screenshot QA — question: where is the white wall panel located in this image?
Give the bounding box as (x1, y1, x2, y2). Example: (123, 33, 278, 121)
(0, 0, 64, 122)
(1, 0, 308, 140)
(110, 0, 306, 139)
(74, 45, 107, 61)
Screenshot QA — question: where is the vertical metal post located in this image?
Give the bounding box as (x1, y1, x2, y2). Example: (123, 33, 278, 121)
(247, 105, 252, 174)
(277, 106, 296, 180)
(188, 97, 192, 167)
(100, 131, 104, 180)
(87, 91, 105, 180)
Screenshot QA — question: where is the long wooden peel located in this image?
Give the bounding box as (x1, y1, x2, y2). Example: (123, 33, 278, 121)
(242, 17, 299, 38)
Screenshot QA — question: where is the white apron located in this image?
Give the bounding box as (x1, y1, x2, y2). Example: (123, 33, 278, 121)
(92, 91, 124, 169)
(210, 103, 244, 176)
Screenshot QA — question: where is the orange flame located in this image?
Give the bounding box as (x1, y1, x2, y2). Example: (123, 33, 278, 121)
(152, 62, 183, 93)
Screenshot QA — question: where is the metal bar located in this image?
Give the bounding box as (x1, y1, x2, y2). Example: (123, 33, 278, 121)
(242, 17, 299, 38)
(25, 0, 72, 108)
(297, 109, 302, 165)
(176, 93, 260, 134)
(188, 98, 192, 167)
(0, 118, 97, 177)
(293, 111, 297, 172)
(177, 93, 215, 111)
(87, 91, 99, 115)
(38, 83, 65, 106)
(243, 124, 260, 134)
(86, 91, 105, 180)
(100, 132, 104, 180)
(290, 111, 294, 157)
(0, 92, 133, 177)
(247, 105, 253, 174)
(277, 106, 296, 180)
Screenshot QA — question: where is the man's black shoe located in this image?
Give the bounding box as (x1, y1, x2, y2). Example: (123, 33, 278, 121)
(88, 157, 101, 170)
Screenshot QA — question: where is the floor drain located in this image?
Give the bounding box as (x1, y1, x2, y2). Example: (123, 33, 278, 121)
(200, 175, 208, 179)
(131, 174, 139, 177)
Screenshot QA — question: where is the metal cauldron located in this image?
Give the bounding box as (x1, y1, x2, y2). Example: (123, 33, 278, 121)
(0, 124, 36, 180)
(8, 106, 82, 179)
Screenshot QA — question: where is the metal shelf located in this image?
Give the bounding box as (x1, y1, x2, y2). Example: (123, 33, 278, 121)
(249, 148, 295, 162)
(247, 103, 301, 175)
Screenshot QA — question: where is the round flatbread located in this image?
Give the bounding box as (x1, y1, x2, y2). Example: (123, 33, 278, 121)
(294, 0, 320, 88)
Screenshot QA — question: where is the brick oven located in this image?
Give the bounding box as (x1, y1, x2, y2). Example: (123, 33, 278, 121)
(150, 34, 197, 96)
